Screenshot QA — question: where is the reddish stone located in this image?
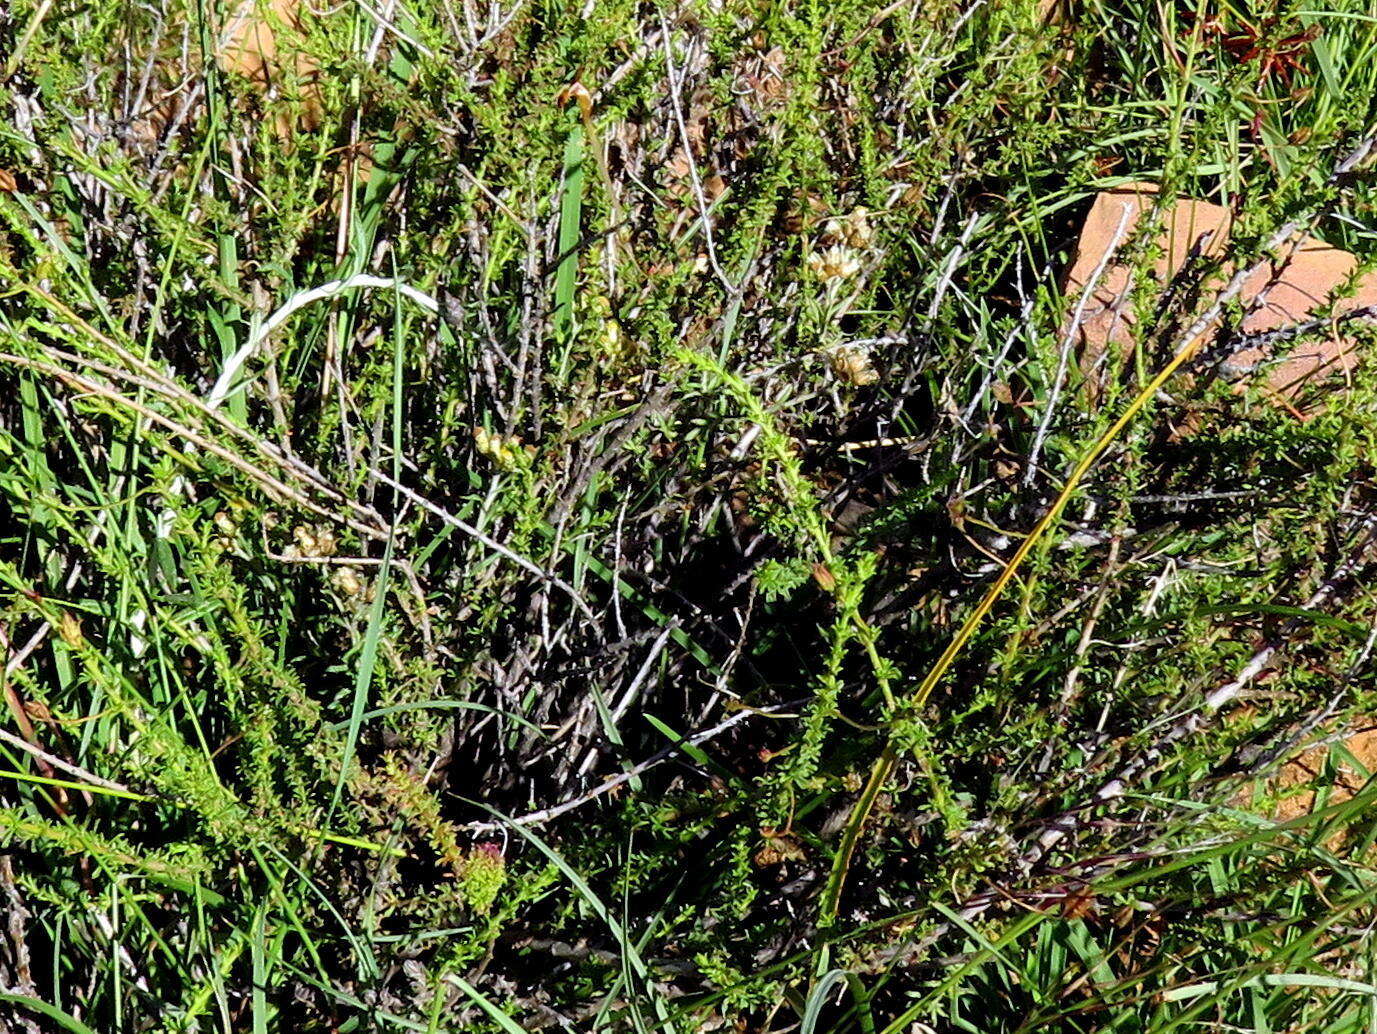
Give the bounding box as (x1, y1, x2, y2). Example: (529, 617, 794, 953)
(1063, 181, 1377, 407)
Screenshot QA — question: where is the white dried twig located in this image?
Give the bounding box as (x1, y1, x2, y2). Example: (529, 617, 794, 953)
(0, 727, 134, 797)
(1024, 199, 1134, 486)
(658, 13, 735, 295)
(207, 274, 439, 411)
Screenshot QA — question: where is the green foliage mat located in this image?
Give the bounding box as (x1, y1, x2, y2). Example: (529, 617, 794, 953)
(3, 0, 1377, 1029)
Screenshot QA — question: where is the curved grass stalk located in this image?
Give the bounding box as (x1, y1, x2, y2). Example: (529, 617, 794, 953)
(818, 327, 1209, 926)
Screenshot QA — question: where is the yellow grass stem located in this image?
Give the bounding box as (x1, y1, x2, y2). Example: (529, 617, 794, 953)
(818, 330, 1208, 925)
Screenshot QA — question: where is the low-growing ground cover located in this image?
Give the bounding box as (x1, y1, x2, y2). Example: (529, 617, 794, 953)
(3, 0, 1377, 1029)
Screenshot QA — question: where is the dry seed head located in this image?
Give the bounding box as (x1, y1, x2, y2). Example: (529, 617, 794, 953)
(844, 207, 874, 248)
(824, 207, 874, 249)
(808, 244, 862, 282)
(599, 317, 634, 362)
(332, 566, 365, 597)
(823, 342, 879, 386)
(212, 510, 239, 552)
(292, 524, 337, 559)
(473, 426, 531, 470)
(59, 612, 83, 649)
(811, 562, 837, 592)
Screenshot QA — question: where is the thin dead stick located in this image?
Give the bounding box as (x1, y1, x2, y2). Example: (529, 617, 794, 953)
(465, 699, 804, 831)
(658, 12, 735, 295)
(1204, 516, 1377, 711)
(1061, 535, 1122, 706)
(802, 435, 930, 452)
(822, 0, 919, 56)
(370, 468, 595, 621)
(1022, 514, 1377, 867)
(455, 162, 530, 233)
(0, 727, 131, 796)
(926, 212, 980, 322)
(593, 28, 663, 103)
(4, 625, 49, 676)
(611, 622, 675, 725)
(574, 621, 677, 779)
(1205, 305, 1377, 376)
(1024, 198, 1134, 487)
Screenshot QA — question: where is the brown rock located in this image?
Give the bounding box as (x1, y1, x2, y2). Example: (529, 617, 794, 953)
(1272, 723, 1377, 827)
(1224, 718, 1377, 854)
(1038, 0, 1072, 24)
(217, 0, 322, 135)
(1063, 181, 1377, 409)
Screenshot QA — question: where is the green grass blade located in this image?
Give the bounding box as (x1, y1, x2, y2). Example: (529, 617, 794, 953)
(447, 974, 532, 1034)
